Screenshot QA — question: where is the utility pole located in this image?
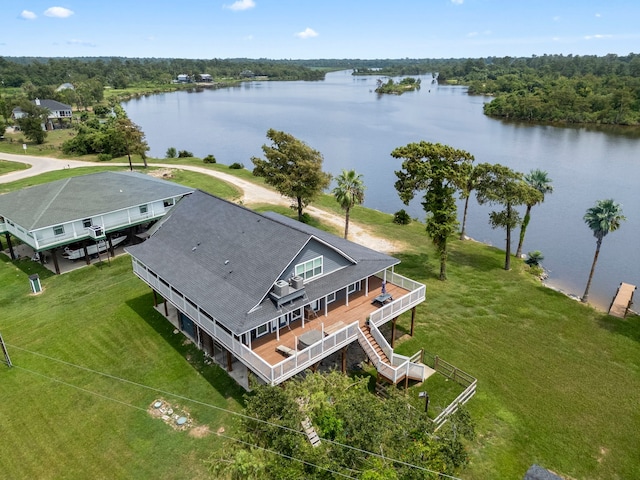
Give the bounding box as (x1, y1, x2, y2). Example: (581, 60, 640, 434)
(0, 332, 12, 367)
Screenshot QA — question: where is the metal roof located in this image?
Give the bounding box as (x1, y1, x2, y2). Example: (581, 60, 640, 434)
(126, 190, 398, 335)
(0, 171, 194, 230)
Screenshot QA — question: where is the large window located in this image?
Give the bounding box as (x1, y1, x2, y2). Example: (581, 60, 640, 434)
(139, 205, 148, 214)
(53, 225, 65, 236)
(295, 256, 323, 281)
(82, 218, 92, 228)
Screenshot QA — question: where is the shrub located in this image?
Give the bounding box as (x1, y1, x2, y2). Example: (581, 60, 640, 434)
(393, 209, 411, 225)
(93, 105, 110, 117)
(79, 112, 89, 122)
(97, 153, 112, 162)
(203, 154, 217, 164)
(177, 149, 193, 158)
(229, 162, 244, 169)
(525, 250, 544, 267)
(165, 147, 177, 158)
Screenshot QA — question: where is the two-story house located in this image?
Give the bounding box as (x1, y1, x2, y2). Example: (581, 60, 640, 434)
(127, 190, 427, 388)
(11, 99, 73, 130)
(0, 171, 194, 273)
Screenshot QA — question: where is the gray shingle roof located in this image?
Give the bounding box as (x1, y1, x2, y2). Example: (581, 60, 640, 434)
(126, 190, 398, 335)
(0, 171, 194, 230)
(523, 465, 564, 480)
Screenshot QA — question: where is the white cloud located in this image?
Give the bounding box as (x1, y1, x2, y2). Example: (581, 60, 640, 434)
(244, 35, 254, 41)
(595, 13, 601, 18)
(450, 0, 464, 4)
(44, 6, 74, 18)
(295, 27, 318, 39)
(467, 31, 478, 37)
(224, 0, 256, 11)
(552, 16, 560, 22)
(584, 34, 612, 40)
(66, 39, 96, 47)
(20, 10, 37, 20)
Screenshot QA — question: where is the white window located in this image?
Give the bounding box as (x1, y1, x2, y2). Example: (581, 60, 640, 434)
(53, 225, 65, 236)
(163, 198, 175, 208)
(256, 323, 269, 337)
(139, 205, 148, 214)
(83, 218, 92, 228)
(347, 282, 358, 294)
(326, 292, 336, 304)
(295, 256, 323, 281)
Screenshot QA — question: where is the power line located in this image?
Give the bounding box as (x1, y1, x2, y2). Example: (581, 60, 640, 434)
(7, 343, 463, 479)
(12, 364, 359, 480)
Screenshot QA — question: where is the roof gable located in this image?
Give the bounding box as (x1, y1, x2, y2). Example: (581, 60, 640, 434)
(0, 171, 194, 230)
(127, 190, 398, 334)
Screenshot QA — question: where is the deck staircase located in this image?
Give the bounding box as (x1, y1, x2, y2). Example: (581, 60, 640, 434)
(301, 417, 321, 447)
(357, 324, 426, 386)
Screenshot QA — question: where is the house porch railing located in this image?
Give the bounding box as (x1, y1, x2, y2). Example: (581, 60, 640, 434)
(133, 261, 426, 385)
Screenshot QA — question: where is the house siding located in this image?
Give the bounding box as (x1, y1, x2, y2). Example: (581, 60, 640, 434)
(283, 239, 351, 280)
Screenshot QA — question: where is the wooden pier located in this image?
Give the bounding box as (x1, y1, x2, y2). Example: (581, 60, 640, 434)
(608, 282, 636, 318)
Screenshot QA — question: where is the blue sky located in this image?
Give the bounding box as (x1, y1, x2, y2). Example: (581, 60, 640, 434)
(3, 0, 639, 59)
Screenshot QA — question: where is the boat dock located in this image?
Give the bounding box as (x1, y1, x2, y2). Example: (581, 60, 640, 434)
(608, 282, 637, 318)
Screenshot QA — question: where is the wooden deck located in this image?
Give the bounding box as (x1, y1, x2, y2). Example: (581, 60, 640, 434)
(608, 282, 636, 318)
(252, 279, 408, 366)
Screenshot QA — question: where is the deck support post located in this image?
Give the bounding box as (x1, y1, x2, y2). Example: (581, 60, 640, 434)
(50, 248, 60, 274)
(163, 300, 168, 316)
(341, 346, 348, 373)
(5, 233, 15, 260)
(226, 351, 233, 372)
(83, 242, 91, 265)
(410, 307, 416, 337)
(108, 236, 115, 257)
(391, 317, 398, 348)
(311, 362, 318, 373)
(404, 374, 409, 390)
(153, 290, 158, 307)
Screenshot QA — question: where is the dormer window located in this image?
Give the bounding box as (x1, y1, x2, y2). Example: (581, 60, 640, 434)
(295, 256, 323, 281)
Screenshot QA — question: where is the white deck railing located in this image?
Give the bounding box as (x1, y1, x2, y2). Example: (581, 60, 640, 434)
(133, 261, 426, 385)
(369, 272, 425, 327)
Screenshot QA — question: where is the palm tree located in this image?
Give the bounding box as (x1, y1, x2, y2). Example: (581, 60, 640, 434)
(332, 169, 365, 239)
(582, 199, 626, 303)
(515, 169, 553, 257)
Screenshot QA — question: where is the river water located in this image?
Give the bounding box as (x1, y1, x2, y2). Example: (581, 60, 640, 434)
(123, 70, 640, 310)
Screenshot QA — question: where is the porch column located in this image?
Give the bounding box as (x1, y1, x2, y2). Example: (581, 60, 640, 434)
(391, 317, 398, 348)
(226, 351, 233, 372)
(50, 248, 60, 274)
(5, 233, 15, 260)
(365, 277, 369, 296)
(83, 242, 90, 265)
(410, 307, 416, 337)
(324, 298, 328, 317)
(108, 236, 115, 257)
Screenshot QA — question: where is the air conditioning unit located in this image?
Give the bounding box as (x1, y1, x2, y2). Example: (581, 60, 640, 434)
(87, 225, 105, 239)
(273, 280, 290, 297)
(291, 275, 304, 290)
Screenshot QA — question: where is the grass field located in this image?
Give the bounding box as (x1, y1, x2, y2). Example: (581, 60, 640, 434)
(1, 164, 639, 479)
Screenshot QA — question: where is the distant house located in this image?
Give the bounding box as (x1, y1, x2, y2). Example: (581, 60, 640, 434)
(0, 171, 194, 273)
(127, 190, 427, 388)
(176, 74, 190, 83)
(55, 83, 75, 92)
(11, 98, 73, 130)
(197, 73, 212, 82)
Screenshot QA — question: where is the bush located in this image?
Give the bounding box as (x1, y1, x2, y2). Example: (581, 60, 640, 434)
(165, 147, 177, 158)
(229, 162, 244, 169)
(203, 154, 216, 164)
(177, 149, 193, 158)
(525, 250, 544, 267)
(93, 105, 110, 117)
(393, 209, 411, 225)
(97, 153, 112, 162)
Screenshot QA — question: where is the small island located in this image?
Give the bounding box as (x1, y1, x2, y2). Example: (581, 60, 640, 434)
(375, 77, 421, 95)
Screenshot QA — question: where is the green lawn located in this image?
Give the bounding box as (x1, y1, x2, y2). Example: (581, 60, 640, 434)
(0, 159, 29, 176)
(1, 168, 639, 479)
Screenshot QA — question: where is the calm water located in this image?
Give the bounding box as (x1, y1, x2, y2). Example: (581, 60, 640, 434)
(124, 70, 640, 310)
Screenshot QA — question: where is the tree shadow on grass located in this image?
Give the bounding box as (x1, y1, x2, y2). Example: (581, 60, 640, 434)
(597, 312, 640, 343)
(126, 293, 247, 406)
(394, 252, 440, 281)
(446, 244, 504, 273)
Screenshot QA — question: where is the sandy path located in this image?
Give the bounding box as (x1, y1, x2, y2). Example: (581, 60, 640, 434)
(0, 154, 402, 254)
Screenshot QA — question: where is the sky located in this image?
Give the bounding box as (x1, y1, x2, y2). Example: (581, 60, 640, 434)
(2, 0, 639, 60)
